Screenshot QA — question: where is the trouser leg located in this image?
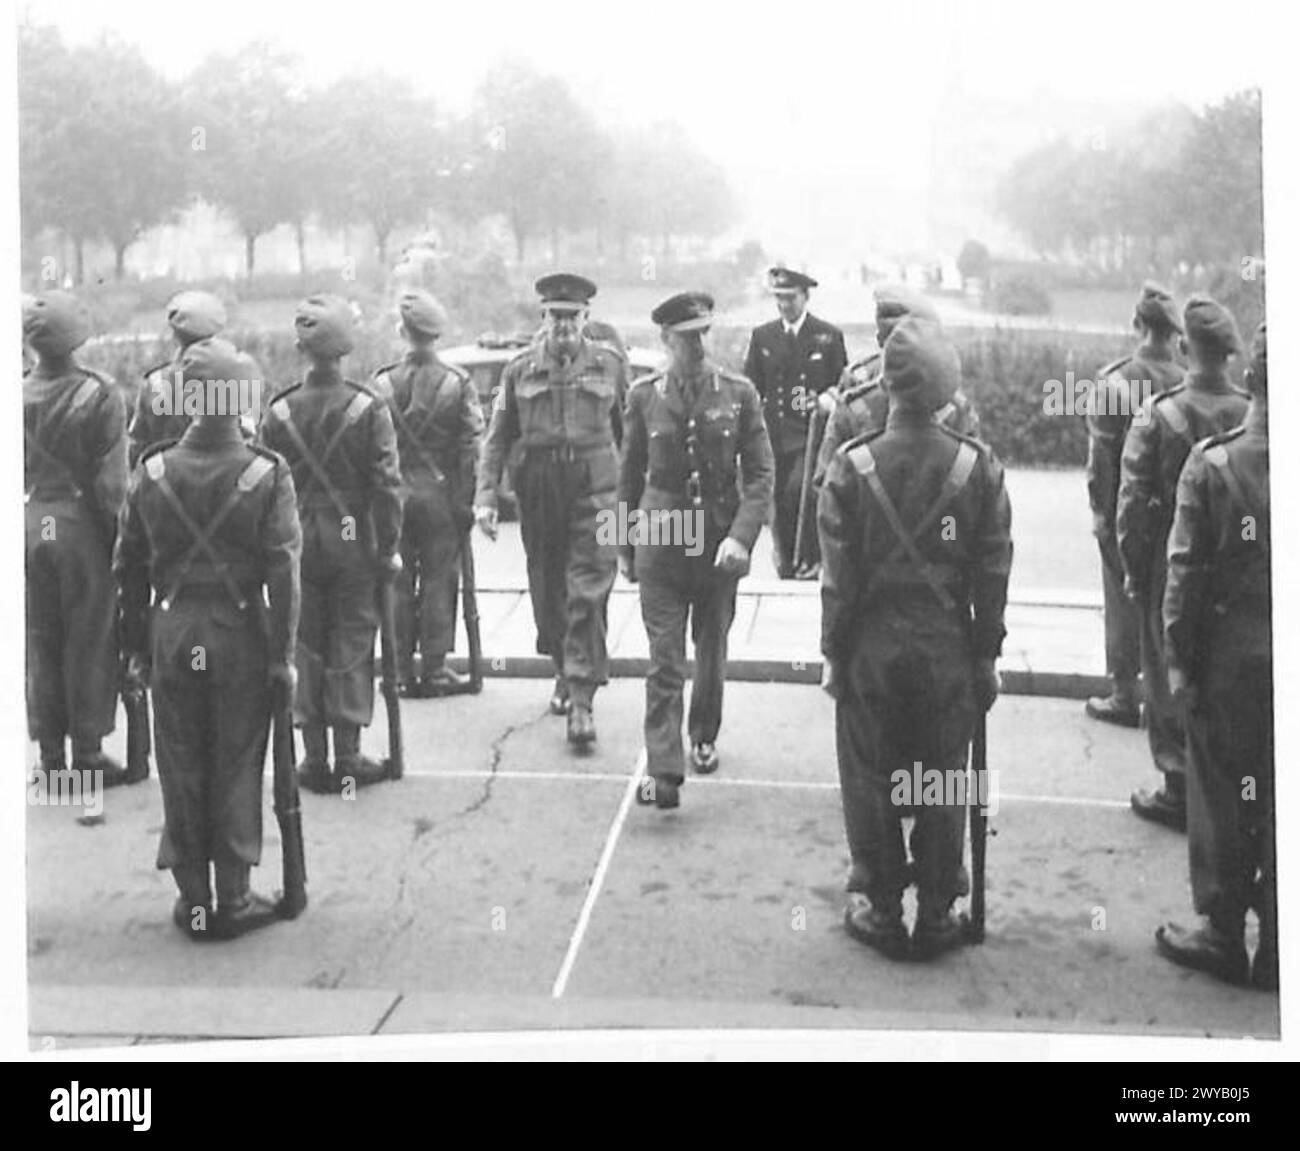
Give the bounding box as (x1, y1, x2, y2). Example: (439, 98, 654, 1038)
(419, 488, 461, 666)
(1140, 569, 1185, 779)
(564, 485, 616, 709)
(639, 567, 688, 783)
(1098, 533, 1140, 701)
(686, 566, 739, 746)
(324, 557, 379, 727)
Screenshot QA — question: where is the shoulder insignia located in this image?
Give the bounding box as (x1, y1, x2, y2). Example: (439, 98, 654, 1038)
(68, 376, 101, 411)
(144, 453, 166, 481)
(143, 360, 173, 383)
(237, 454, 275, 492)
(1203, 444, 1230, 468)
(845, 438, 879, 476)
(1152, 383, 1186, 403)
(445, 362, 471, 383)
(1099, 355, 1132, 379)
(343, 389, 374, 424)
(270, 398, 292, 421)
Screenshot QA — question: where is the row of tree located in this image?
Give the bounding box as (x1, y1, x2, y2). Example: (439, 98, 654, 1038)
(18, 25, 738, 283)
(993, 91, 1263, 280)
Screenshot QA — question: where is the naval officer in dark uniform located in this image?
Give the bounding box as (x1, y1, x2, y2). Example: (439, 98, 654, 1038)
(741, 267, 846, 578)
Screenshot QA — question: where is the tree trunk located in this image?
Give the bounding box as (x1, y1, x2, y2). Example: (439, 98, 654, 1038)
(73, 236, 85, 287)
(245, 232, 257, 279)
(296, 220, 309, 277)
(113, 241, 129, 281)
(375, 226, 390, 270)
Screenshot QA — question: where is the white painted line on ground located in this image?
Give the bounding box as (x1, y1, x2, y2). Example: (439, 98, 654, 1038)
(550, 750, 646, 1000)
(399, 765, 1132, 810)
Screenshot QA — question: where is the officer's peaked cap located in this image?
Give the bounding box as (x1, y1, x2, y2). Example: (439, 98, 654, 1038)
(651, 291, 714, 333)
(767, 266, 817, 293)
(535, 273, 597, 312)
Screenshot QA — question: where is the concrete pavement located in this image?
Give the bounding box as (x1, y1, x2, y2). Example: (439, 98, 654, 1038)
(28, 684, 1277, 1048)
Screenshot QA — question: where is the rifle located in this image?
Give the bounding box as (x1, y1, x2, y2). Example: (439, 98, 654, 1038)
(461, 531, 484, 694)
(967, 713, 988, 944)
(377, 574, 405, 779)
(121, 657, 151, 782)
(792, 402, 828, 571)
(272, 681, 307, 918)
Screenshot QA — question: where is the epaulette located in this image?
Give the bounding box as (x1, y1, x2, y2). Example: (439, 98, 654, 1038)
(371, 361, 403, 381)
(587, 338, 627, 363)
(1152, 383, 1186, 403)
(842, 427, 888, 454)
(142, 359, 173, 383)
(444, 361, 471, 383)
(1230, 384, 1251, 400)
(716, 366, 751, 387)
(344, 378, 379, 397)
(139, 438, 181, 480)
(342, 382, 376, 424)
(937, 423, 988, 452)
(630, 371, 662, 392)
(1199, 425, 1247, 470)
(1099, 355, 1132, 379)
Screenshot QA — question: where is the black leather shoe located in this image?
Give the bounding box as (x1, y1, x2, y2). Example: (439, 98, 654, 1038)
(335, 755, 392, 789)
(690, 742, 719, 774)
(635, 775, 680, 809)
(1131, 786, 1186, 831)
(549, 677, 571, 716)
(172, 898, 213, 942)
(843, 895, 909, 960)
(912, 912, 969, 960)
(421, 665, 473, 697)
(295, 757, 336, 794)
(1085, 693, 1141, 728)
(1155, 920, 1248, 985)
(567, 705, 596, 749)
(72, 752, 134, 789)
(214, 891, 281, 941)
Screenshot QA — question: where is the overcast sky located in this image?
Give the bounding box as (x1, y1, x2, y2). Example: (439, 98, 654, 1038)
(18, 0, 1271, 264)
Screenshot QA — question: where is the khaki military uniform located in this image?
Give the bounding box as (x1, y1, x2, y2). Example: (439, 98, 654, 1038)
(619, 363, 774, 783)
(476, 338, 627, 707)
(818, 412, 1012, 917)
(1163, 406, 1273, 964)
(260, 371, 402, 729)
(24, 364, 128, 757)
(1087, 348, 1184, 702)
(1117, 376, 1249, 783)
(815, 350, 981, 485)
(372, 353, 483, 682)
(115, 421, 301, 877)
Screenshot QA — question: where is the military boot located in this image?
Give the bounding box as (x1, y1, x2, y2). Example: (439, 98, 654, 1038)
(1131, 772, 1186, 831)
(690, 741, 719, 774)
(333, 724, 391, 788)
(296, 725, 335, 793)
(635, 774, 681, 810)
(844, 894, 909, 959)
(171, 862, 213, 942)
(421, 661, 473, 697)
(912, 908, 969, 960)
(1085, 690, 1141, 729)
(567, 704, 596, 750)
(32, 740, 65, 784)
(548, 676, 571, 716)
(71, 742, 133, 789)
(213, 862, 280, 940)
(1155, 917, 1249, 985)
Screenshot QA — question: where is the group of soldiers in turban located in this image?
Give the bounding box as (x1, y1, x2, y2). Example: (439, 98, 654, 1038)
(22, 269, 1274, 986)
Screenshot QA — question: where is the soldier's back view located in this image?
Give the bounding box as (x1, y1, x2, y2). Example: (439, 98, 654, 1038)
(1117, 295, 1250, 829)
(23, 291, 132, 785)
(261, 296, 403, 793)
(819, 317, 1011, 960)
(116, 338, 301, 939)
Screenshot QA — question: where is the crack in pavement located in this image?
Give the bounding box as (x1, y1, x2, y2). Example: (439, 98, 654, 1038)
(453, 709, 551, 820)
(355, 708, 553, 977)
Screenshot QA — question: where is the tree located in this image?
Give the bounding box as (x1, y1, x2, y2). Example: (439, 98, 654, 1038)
(314, 74, 442, 269)
(469, 61, 611, 263)
(184, 43, 308, 278)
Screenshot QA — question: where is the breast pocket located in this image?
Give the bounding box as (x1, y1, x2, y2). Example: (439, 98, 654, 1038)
(696, 405, 738, 454)
(573, 371, 616, 438)
(647, 427, 685, 477)
(514, 375, 553, 441)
